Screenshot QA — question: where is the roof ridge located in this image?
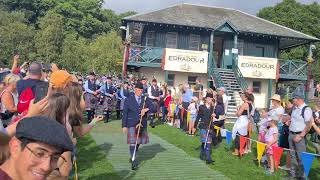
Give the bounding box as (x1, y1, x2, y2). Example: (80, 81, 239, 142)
(181, 3, 236, 11)
(233, 9, 319, 40)
(124, 3, 237, 20)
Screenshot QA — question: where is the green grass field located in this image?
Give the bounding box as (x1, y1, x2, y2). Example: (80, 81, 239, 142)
(76, 120, 320, 180)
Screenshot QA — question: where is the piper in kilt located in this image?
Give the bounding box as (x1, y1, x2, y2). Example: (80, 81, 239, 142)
(197, 93, 215, 164)
(84, 72, 99, 123)
(122, 82, 154, 170)
(99, 76, 117, 123)
(147, 78, 161, 128)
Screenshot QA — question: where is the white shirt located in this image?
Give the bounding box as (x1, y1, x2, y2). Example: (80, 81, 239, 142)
(289, 103, 313, 132)
(222, 94, 228, 114)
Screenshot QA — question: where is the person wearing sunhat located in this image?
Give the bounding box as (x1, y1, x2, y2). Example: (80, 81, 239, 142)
(122, 82, 155, 170)
(197, 93, 215, 164)
(84, 72, 99, 123)
(288, 91, 313, 179)
(268, 94, 285, 121)
(0, 116, 73, 180)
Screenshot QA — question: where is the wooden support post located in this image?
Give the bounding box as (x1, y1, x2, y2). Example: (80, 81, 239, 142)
(208, 31, 214, 88)
(267, 79, 273, 108)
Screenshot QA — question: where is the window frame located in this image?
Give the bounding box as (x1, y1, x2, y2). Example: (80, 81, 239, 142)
(252, 81, 262, 93)
(188, 76, 198, 86)
(166, 32, 178, 48)
(189, 34, 201, 51)
(167, 74, 175, 87)
(145, 31, 155, 47)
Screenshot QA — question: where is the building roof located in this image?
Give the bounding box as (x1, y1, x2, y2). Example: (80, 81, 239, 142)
(124, 3, 319, 41)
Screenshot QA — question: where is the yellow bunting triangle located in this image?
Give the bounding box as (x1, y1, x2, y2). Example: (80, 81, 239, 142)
(214, 125, 220, 137)
(256, 142, 267, 167)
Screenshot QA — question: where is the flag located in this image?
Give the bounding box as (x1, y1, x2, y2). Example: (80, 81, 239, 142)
(226, 131, 232, 145)
(300, 152, 315, 177)
(256, 142, 266, 167)
(214, 125, 220, 137)
(272, 146, 284, 170)
(239, 136, 246, 156)
(187, 111, 191, 124)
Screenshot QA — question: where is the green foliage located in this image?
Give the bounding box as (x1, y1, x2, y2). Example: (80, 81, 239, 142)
(35, 12, 64, 63)
(0, 1, 137, 74)
(258, 0, 320, 81)
(0, 10, 35, 64)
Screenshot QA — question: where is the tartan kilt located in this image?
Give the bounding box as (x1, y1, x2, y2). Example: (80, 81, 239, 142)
(149, 100, 159, 114)
(84, 93, 97, 110)
(200, 129, 212, 143)
(102, 96, 115, 111)
(116, 99, 125, 110)
(127, 127, 149, 145)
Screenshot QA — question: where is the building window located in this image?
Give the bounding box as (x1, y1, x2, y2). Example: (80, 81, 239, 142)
(146, 31, 155, 47)
(167, 74, 175, 87)
(188, 76, 197, 86)
(166, 32, 178, 48)
(238, 40, 244, 55)
(189, 34, 200, 50)
(252, 81, 261, 93)
(256, 46, 265, 57)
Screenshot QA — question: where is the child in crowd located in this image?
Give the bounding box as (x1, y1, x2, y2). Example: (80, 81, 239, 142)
(265, 114, 279, 175)
(188, 96, 198, 136)
(163, 89, 172, 122)
(278, 99, 293, 170)
(258, 108, 269, 143)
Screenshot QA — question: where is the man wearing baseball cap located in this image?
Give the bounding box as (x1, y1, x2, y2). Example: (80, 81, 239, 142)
(0, 116, 73, 180)
(288, 91, 312, 179)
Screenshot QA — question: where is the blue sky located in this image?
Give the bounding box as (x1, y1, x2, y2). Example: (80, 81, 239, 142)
(103, 0, 319, 15)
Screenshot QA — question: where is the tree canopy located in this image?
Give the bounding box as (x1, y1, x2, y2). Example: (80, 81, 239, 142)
(0, 0, 136, 74)
(258, 0, 320, 81)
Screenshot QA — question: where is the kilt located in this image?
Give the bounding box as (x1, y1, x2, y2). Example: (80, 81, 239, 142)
(149, 100, 159, 114)
(102, 96, 115, 111)
(116, 99, 125, 110)
(200, 129, 212, 143)
(127, 127, 149, 145)
(84, 93, 97, 110)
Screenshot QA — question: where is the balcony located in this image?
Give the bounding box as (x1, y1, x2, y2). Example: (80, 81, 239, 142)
(126, 46, 163, 67)
(279, 59, 308, 81)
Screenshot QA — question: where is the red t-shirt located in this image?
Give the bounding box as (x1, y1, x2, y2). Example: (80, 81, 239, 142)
(0, 168, 12, 180)
(164, 95, 172, 108)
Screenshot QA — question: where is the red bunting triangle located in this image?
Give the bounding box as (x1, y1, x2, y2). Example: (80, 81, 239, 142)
(239, 136, 247, 156)
(272, 146, 284, 170)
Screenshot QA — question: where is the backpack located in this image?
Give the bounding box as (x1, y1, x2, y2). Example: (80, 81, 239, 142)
(301, 106, 311, 119)
(252, 109, 261, 123)
(17, 87, 35, 114)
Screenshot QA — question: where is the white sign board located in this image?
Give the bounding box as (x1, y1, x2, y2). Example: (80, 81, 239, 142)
(238, 56, 278, 79)
(162, 48, 208, 73)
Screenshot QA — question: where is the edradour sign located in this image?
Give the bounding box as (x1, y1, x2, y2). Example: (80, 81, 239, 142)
(162, 48, 208, 73)
(238, 56, 278, 79)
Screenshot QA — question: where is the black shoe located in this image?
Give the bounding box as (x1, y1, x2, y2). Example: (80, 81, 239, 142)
(206, 159, 215, 164)
(131, 160, 138, 170)
(150, 123, 155, 128)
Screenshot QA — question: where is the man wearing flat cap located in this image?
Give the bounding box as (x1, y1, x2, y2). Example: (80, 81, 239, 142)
(288, 91, 313, 179)
(84, 72, 99, 123)
(0, 116, 73, 180)
(99, 76, 117, 123)
(122, 82, 155, 170)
